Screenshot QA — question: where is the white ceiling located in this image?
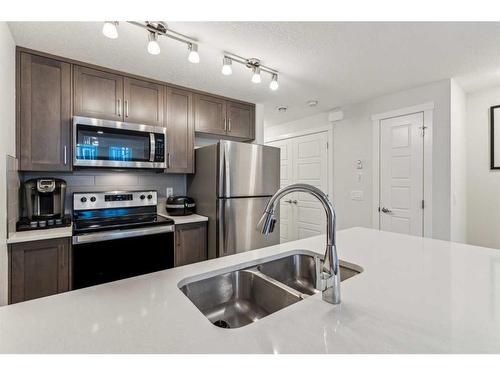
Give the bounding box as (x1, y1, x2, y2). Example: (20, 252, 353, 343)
(8, 22, 500, 126)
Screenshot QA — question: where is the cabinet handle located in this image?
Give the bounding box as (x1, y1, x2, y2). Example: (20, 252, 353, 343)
(167, 153, 171, 169)
(224, 118, 227, 132)
(63, 146, 67, 165)
(228, 118, 231, 132)
(125, 100, 129, 117)
(117, 99, 121, 117)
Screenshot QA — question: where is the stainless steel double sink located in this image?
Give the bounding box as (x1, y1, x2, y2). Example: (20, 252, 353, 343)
(179, 252, 362, 329)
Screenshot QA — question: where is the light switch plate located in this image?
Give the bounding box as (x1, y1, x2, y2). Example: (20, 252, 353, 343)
(351, 190, 364, 201)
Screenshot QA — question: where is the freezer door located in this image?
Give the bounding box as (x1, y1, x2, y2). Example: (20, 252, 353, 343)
(218, 197, 280, 257)
(218, 141, 280, 197)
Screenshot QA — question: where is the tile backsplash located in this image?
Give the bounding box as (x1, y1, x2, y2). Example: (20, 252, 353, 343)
(21, 170, 186, 216)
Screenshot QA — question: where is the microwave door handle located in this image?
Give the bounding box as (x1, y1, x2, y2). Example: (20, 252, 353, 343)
(150, 133, 155, 162)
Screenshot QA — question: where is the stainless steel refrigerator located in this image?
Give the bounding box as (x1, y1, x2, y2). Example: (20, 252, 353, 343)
(187, 141, 280, 259)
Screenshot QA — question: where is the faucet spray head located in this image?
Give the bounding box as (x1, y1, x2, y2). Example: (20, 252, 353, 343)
(257, 210, 276, 236)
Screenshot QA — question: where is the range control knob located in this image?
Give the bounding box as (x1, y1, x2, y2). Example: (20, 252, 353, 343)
(147, 194, 153, 200)
(90, 196, 97, 202)
(140, 194, 146, 200)
(80, 197, 87, 203)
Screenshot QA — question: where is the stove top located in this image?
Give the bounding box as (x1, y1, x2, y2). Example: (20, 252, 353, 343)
(72, 190, 173, 234)
(73, 213, 173, 234)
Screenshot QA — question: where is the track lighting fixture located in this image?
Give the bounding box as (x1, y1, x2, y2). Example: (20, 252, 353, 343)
(100, 22, 281, 91)
(222, 57, 233, 75)
(147, 32, 161, 55)
(188, 43, 200, 64)
(102, 21, 118, 39)
(222, 53, 279, 91)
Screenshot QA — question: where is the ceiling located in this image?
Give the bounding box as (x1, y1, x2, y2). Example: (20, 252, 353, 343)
(8, 22, 500, 126)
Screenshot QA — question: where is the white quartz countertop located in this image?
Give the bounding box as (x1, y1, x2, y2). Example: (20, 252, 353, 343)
(158, 213, 208, 225)
(1, 227, 500, 353)
(6, 226, 72, 244)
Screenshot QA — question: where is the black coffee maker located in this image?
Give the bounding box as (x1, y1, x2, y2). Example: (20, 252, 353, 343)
(18, 178, 70, 230)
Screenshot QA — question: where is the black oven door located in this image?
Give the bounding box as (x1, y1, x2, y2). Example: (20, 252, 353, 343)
(72, 226, 174, 289)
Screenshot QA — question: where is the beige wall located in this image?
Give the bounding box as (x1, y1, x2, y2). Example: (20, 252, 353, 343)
(0, 22, 16, 306)
(265, 79, 452, 240)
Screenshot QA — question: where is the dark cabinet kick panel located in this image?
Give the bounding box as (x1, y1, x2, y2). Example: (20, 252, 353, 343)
(9, 238, 71, 304)
(175, 222, 207, 267)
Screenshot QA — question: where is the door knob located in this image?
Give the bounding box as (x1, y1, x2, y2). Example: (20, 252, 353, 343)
(381, 207, 392, 214)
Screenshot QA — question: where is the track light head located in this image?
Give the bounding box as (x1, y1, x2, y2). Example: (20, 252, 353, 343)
(251, 67, 261, 84)
(269, 74, 279, 91)
(188, 43, 200, 64)
(147, 32, 161, 55)
(102, 21, 119, 39)
(222, 57, 233, 75)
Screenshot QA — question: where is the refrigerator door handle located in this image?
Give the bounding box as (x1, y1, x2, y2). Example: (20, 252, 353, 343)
(218, 201, 228, 256)
(219, 143, 231, 197)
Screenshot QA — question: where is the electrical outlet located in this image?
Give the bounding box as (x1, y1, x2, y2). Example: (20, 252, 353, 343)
(166, 187, 173, 197)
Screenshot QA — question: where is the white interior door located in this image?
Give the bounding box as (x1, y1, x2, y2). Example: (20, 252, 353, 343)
(267, 131, 329, 243)
(292, 133, 328, 239)
(269, 139, 294, 243)
(379, 112, 424, 236)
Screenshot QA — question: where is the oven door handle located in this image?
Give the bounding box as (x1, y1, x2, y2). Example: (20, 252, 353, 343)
(73, 225, 174, 245)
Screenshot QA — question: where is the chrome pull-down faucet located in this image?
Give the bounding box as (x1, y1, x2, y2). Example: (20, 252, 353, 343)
(258, 183, 340, 304)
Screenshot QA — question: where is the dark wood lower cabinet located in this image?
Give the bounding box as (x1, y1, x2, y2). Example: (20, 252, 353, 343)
(8, 237, 71, 304)
(174, 222, 207, 267)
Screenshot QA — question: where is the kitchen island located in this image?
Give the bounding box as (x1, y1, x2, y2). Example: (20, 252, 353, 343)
(1, 227, 499, 353)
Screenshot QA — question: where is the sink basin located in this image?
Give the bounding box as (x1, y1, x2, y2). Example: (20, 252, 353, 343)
(257, 254, 362, 296)
(179, 251, 362, 329)
(180, 269, 301, 329)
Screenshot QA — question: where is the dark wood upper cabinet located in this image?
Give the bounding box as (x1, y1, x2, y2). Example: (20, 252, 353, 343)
(123, 77, 165, 126)
(194, 94, 227, 136)
(166, 87, 194, 173)
(227, 101, 255, 140)
(73, 65, 123, 121)
(18, 53, 71, 171)
(194, 93, 255, 141)
(174, 222, 207, 267)
(9, 238, 71, 304)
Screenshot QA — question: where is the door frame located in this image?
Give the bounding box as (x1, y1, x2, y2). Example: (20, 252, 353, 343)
(265, 124, 334, 201)
(371, 102, 434, 237)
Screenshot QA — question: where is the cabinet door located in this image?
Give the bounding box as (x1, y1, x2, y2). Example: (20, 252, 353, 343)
(18, 53, 71, 171)
(194, 94, 227, 136)
(73, 65, 123, 121)
(9, 238, 71, 304)
(174, 222, 207, 267)
(123, 77, 165, 126)
(166, 87, 194, 173)
(227, 101, 255, 140)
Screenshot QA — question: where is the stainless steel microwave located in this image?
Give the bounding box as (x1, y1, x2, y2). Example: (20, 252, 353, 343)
(73, 116, 166, 169)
